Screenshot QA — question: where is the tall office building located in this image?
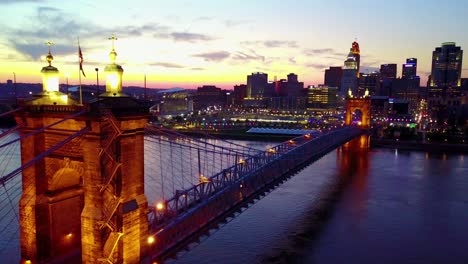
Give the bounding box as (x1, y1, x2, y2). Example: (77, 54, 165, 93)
(428, 42, 463, 121)
(307, 85, 338, 110)
(246, 72, 268, 98)
(391, 77, 420, 114)
(286, 73, 304, 97)
(359, 71, 380, 96)
(380, 64, 397, 79)
(195, 85, 224, 110)
(233, 84, 247, 106)
(430, 42, 463, 89)
(324, 66, 343, 90)
(340, 49, 358, 97)
(402, 58, 417, 79)
(379, 64, 397, 96)
(351, 41, 360, 77)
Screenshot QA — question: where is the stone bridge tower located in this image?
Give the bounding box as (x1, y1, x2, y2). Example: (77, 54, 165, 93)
(16, 41, 149, 264)
(345, 89, 371, 129)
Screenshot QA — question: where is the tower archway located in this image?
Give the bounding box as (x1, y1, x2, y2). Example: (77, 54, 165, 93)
(345, 98, 371, 129)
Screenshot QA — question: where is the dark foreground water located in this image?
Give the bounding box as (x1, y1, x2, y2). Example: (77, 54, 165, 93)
(167, 142, 468, 264)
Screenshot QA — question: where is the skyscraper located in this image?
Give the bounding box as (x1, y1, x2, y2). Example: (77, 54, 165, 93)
(351, 41, 360, 77)
(380, 64, 397, 80)
(324, 66, 343, 91)
(286, 73, 304, 97)
(402, 58, 417, 79)
(379, 64, 397, 96)
(428, 42, 463, 122)
(430, 42, 462, 89)
(340, 49, 358, 97)
(359, 71, 380, 96)
(307, 85, 338, 110)
(246, 72, 268, 98)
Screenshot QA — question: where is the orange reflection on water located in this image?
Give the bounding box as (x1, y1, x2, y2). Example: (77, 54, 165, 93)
(337, 134, 371, 224)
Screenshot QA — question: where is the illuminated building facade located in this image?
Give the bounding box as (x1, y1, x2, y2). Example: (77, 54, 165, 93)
(195, 85, 224, 110)
(430, 42, 462, 89)
(402, 58, 417, 79)
(391, 77, 420, 114)
(351, 41, 360, 77)
(428, 42, 464, 121)
(154, 89, 194, 114)
(246, 72, 268, 99)
(340, 49, 358, 97)
(359, 71, 380, 96)
(307, 85, 338, 110)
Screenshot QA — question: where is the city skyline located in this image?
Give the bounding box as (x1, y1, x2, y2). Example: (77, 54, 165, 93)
(1, 0, 468, 89)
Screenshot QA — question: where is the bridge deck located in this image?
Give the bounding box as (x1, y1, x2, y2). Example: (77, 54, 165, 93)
(146, 126, 362, 261)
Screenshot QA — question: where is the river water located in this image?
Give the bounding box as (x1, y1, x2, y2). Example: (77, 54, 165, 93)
(1, 135, 467, 263)
(167, 138, 468, 264)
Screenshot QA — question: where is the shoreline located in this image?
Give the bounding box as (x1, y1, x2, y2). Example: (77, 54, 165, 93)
(175, 129, 468, 154)
(370, 138, 468, 154)
(175, 129, 296, 142)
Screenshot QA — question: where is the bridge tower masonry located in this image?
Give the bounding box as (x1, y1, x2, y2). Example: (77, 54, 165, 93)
(15, 46, 86, 263)
(80, 41, 149, 264)
(16, 41, 149, 263)
(344, 89, 371, 150)
(345, 88, 371, 130)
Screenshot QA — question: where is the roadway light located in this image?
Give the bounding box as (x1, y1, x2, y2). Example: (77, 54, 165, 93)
(156, 202, 164, 211)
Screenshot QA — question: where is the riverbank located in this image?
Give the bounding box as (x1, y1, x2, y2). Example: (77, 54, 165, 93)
(176, 129, 468, 154)
(370, 138, 468, 154)
(175, 129, 296, 142)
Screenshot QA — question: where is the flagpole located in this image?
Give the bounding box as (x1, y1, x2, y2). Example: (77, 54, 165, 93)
(78, 38, 83, 105)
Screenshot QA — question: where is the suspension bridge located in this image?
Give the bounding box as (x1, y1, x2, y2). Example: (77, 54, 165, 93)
(0, 41, 370, 263)
(0, 103, 366, 263)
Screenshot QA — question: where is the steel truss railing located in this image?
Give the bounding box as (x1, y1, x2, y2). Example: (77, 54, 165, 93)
(146, 126, 362, 259)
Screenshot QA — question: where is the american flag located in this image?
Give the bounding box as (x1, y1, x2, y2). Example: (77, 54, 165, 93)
(79, 44, 86, 77)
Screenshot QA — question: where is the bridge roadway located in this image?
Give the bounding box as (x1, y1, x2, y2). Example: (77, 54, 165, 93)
(145, 126, 363, 261)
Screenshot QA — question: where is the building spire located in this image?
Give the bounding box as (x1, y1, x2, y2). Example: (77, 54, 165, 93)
(108, 34, 118, 63)
(45, 41, 55, 66)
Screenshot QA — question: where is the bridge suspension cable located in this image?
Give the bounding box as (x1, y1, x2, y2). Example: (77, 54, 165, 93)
(0, 109, 86, 150)
(0, 114, 90, 257)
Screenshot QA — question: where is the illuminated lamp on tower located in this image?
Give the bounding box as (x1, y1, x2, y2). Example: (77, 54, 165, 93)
(33, 41, 76, 105)
(102, 34, 128, 97)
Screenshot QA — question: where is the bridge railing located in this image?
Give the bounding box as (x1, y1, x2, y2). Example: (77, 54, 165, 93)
(146, 126, 362, 260)
(149, 126, 362, 226)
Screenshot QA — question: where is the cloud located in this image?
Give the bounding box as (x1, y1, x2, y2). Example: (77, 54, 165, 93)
(264, 40, 298, 48)
(193, 51, 230, 62)
(289, 58, 296, 64)
(225, 19, 251, 27)
(360, 65, 380, 73)
(304, 48, 346, 57)
(10, 41, 75, 60)
(190, 67, 204, 71)
(149, 62, 184, 68)
(306, 63, 328, 70)
(154, 31, 215, 43)
(232, 49, 265, 62)
(194, 16, 214, 21)
(242, 40, 298, 48)
(0, 0, 44, 4)
(170, 32, 214, 42)
(8, 6, 169, 59)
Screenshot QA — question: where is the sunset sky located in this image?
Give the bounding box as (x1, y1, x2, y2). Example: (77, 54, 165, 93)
(0, 0, 467, 89)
